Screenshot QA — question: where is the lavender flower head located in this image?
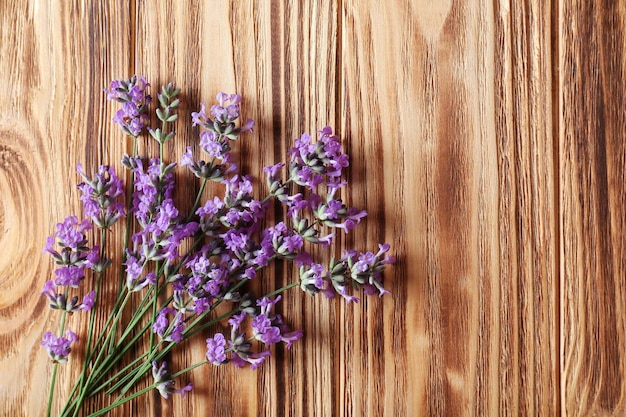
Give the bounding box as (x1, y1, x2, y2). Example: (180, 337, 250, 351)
(77, 163, 126, 229)
(151, 361, 193, 399)
(105, 75, 151, 136)
(287, 126, 349, 191)
(41, 330, 78, 363)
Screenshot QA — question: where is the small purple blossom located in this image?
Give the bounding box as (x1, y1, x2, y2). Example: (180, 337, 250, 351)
(166, 313, 185, 343)
(192, 93, 254, 141)
(54, 265, 85, 288)
(206, 333, 227, 365)
(287, 128, 349, 191)
(251, 296, 303, 349)
(230, 350, 271, 370)
(80, 291, 96, 311)
(192, 297, 210, 314)
(77, 164, 126, 229)
(151, 361, 193, 399)
(153, 307, 173, 337)
(106, 75, 151, 136)
(347, 243, 394, 297)
(52, 216, 92, 251)
(41, 330, 78, 363)
(252, 315, 281, 345)
(191, 102, 209, 127)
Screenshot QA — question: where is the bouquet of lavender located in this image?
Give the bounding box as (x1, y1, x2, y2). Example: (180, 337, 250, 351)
(40, 76, 394, 417)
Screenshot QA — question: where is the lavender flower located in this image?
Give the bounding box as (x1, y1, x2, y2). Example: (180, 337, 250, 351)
(227, 312, 271, 369)
(41, 282, 96, 312)
(185, 94, 254, 182)
(166, 313, 185, 343)
(45, 216, 92, 254)
(347, 243, 395, 297)
(41, 330, 78, 363)
(297, 244, 394, 303)
(312, 200, 367, 233)
(261, 222, 310, 263)
(206, 333, 227, 365)
(151, 361, 193, 399)
(77, 164, 126, 229)
(129, 157, 175, 225)
(106, 75, 151, 137)
(153, 307, 173, 337)
(252, 296, 303, 349)
(192, 93, 254, 137)
(287, 127, 349, 191)
(41, 215, 100, 317)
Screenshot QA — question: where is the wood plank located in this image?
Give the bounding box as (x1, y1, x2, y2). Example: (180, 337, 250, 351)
(0, 1, 132, 416)
(341, 0, 558, 415)
(560, 1, 626, 415)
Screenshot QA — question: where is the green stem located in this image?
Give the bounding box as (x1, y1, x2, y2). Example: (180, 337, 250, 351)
(69, 228, 108, 417)
(46, 310, 68, 417)
(118, 136, 138, 295)
(46, 364, 58, 417)
(86, 357, 206, 417)
(149, 260, 161, 352)
(188, 177, 208, 221)
(88, 350, 149, 397)
(58, 290, 131, 417)
(85, 384, 156, 417)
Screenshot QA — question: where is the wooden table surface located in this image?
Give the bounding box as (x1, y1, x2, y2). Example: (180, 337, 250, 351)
(1, 1, 625, 416)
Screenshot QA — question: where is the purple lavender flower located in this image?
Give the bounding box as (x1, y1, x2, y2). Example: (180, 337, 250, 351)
(41, 281, 91, 312)
(191, 103, 208, 127)
(251, 315, 281, 345)
(166, 313, 185, 343)
(230, 350, 271, 370)
(251, 296, 303, 349)
(223, 230, 249, 253)
(151, 361, 193, 399)
(262, 222, 306, 261)
(80, 291, 96, 311)
(212, 93, 241, 122)
(192, 297, 210, 314)
(191, 93, 254, 153)
(287, 128, 349, 191)
(76, 164, 125, 230)
(152, 308, 185, 344)
(41, 330, 78, 363)
(299, 263, 327, 295)
(196, 196, 224, 221)
(51, 216, 92, 252)
(106, 75, 151, 137)
(130, 157, 175, 225)
(200, 131, 229, 159)
(42, 214, 101, 321)
(124, 252, 143, 279)
(206, 333, 227, 365)
(40, 280, 58, 304)
(347, 243, 394, 297)
(54, 265, 85, 288)
(312, 200, 367, 234)
(153, 307, 173, 337)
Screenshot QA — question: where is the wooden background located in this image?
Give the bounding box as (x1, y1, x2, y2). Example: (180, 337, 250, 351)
(1, 0, 625, 416)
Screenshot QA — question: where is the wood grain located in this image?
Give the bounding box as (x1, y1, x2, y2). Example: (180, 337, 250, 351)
(560, 1, 626, 415)
(0, 1, 131, 416)
(1, 0, 625, 416)
(342, 0, 558, 415)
